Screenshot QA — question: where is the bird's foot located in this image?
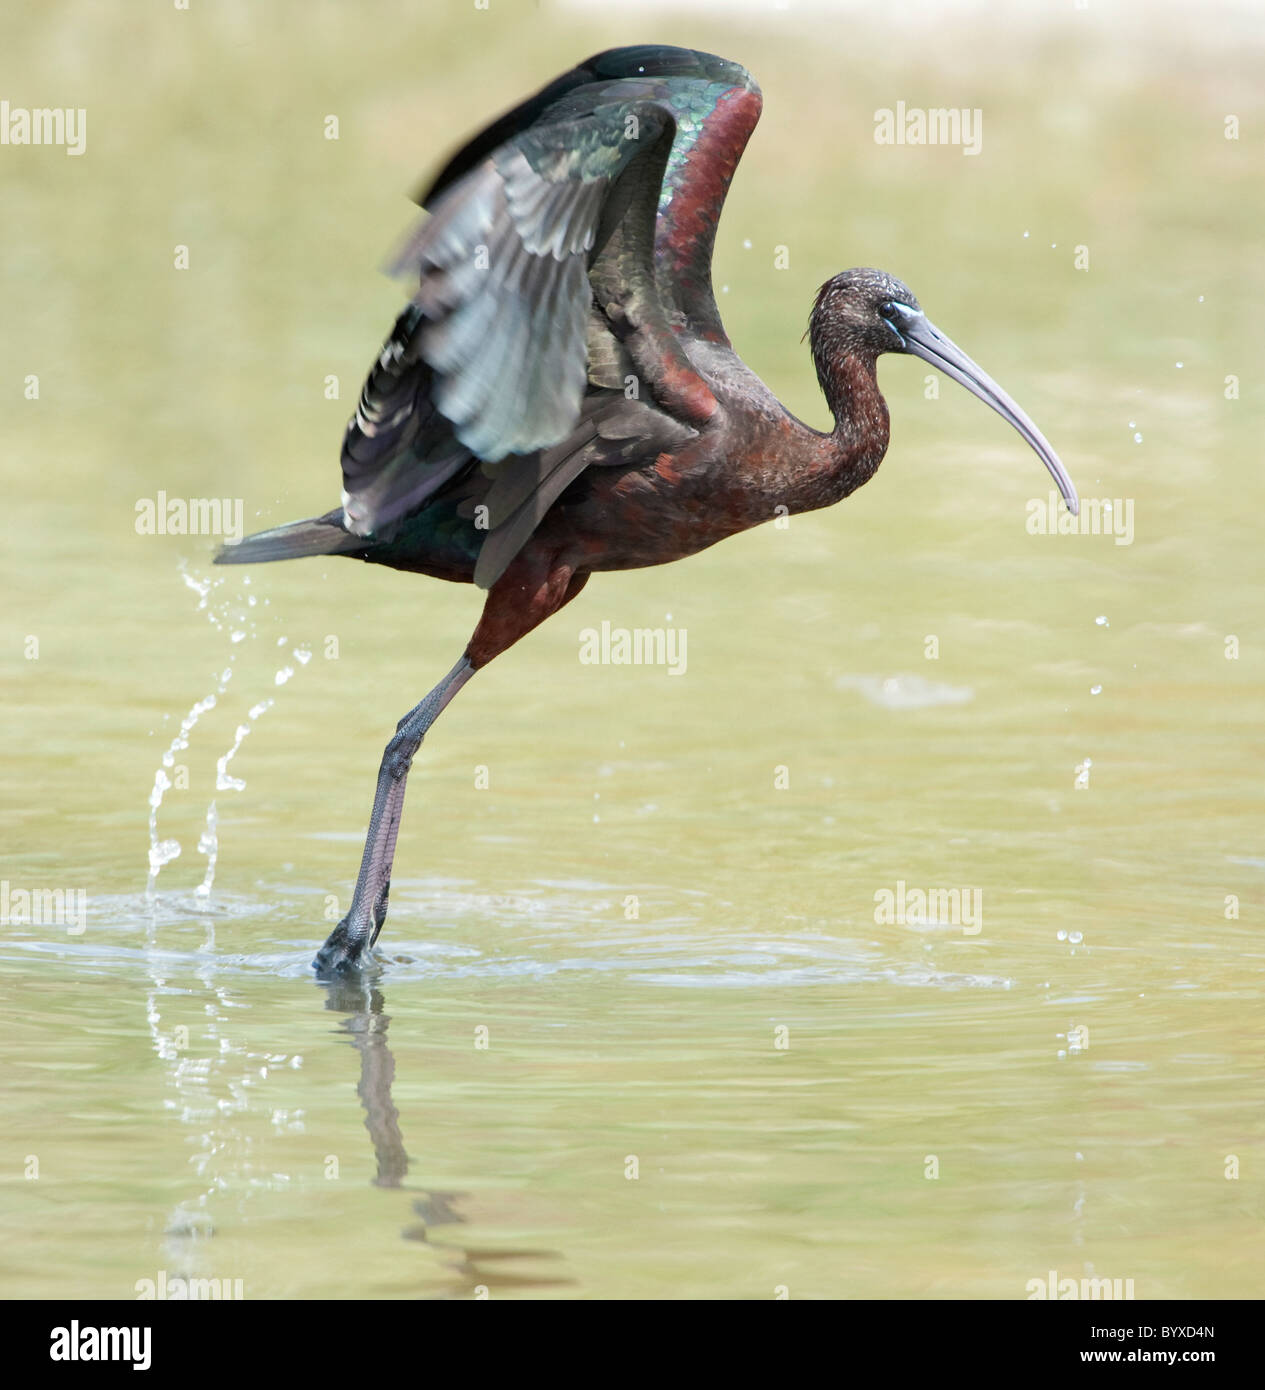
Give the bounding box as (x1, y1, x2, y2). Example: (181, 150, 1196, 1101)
(314, 880, 389, 976)
(312, 916, 375, 977)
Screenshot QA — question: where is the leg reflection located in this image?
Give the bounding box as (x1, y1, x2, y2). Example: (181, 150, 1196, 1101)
(318, 974, 573, 1294)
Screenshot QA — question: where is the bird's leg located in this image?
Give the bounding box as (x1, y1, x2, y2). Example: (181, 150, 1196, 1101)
(313, 655, 475, 975)
(313, 550, 589, 976)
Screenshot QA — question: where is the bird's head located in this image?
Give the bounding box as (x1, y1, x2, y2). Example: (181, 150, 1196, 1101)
(809, 268, 1078, 514)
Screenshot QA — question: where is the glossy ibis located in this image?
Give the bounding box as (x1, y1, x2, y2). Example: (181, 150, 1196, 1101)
(215, 44, 1078, 975)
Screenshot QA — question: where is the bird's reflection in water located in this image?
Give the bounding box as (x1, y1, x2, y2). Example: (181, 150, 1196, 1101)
(318, 971, 575, 1296)
(323, 974, 409, 1190)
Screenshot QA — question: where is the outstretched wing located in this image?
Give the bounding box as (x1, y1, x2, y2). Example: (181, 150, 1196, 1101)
(340, 46, 761, 583)
(388, 102, 686, 463)
(651, 72, 763, 344)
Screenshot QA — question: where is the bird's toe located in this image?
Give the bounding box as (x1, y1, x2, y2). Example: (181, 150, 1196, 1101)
(312, 918, 372, 977)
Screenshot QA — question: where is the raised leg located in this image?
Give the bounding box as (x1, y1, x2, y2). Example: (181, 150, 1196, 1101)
(312, 551, 590, 976)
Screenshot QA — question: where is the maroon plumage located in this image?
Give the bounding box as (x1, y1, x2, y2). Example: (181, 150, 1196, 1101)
(215, 45, 1077, 973)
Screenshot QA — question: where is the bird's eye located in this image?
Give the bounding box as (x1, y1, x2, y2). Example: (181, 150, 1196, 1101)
(879, 301, 896, 318)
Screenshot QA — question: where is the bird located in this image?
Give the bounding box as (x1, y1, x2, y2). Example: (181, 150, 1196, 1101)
(215, 44, 1078, 976)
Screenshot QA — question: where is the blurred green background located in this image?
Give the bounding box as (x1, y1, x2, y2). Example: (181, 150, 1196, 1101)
(0, 0, 1261, 1299)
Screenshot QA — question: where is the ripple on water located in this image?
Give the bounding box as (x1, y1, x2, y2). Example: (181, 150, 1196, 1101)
(834, 673, 974, 710)
(0, 885, 1015, 991)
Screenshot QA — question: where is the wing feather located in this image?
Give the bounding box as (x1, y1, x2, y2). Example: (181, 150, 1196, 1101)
(337, 46, 761, 585)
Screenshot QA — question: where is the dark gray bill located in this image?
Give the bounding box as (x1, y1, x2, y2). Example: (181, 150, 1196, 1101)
(887, 306, 1078, 515)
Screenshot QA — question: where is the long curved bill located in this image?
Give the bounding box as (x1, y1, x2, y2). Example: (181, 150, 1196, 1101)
(898, 311, 1079, 515)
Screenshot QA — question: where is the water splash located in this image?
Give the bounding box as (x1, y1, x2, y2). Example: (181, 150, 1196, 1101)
(163, 692, 219, 771)
(151, 564, 313, 902)
(147, 769, 182, 884)
(216, 723, 254, 792)
(215, 689, 278, 789)
(148, 690, 219, 893)
(195, 801, 218, 899)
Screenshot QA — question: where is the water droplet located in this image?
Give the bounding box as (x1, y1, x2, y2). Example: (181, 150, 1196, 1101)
(743, 238, 752, 249)
(1133, 432, 1143, 443)
(1094, 615, 1109, 627)
(195, 801, 218, 898)
(149, 837, 181, 873)
(149, 769, 171, 808)
(1090, 684, 1102, 694)
(216, 723, 255, 792)
(148, 690, 219, 888)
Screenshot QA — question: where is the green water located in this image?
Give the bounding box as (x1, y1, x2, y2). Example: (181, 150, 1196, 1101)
(2, 3, 1262, 1299)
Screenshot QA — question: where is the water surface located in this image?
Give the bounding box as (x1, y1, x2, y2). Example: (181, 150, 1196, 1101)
(1, 2, 1262, 1299)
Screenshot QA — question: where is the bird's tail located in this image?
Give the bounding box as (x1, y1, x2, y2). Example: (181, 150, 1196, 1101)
(214, 510, 362, 566)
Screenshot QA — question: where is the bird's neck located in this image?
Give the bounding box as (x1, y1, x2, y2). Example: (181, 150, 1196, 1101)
(801, 349, 891, 511)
